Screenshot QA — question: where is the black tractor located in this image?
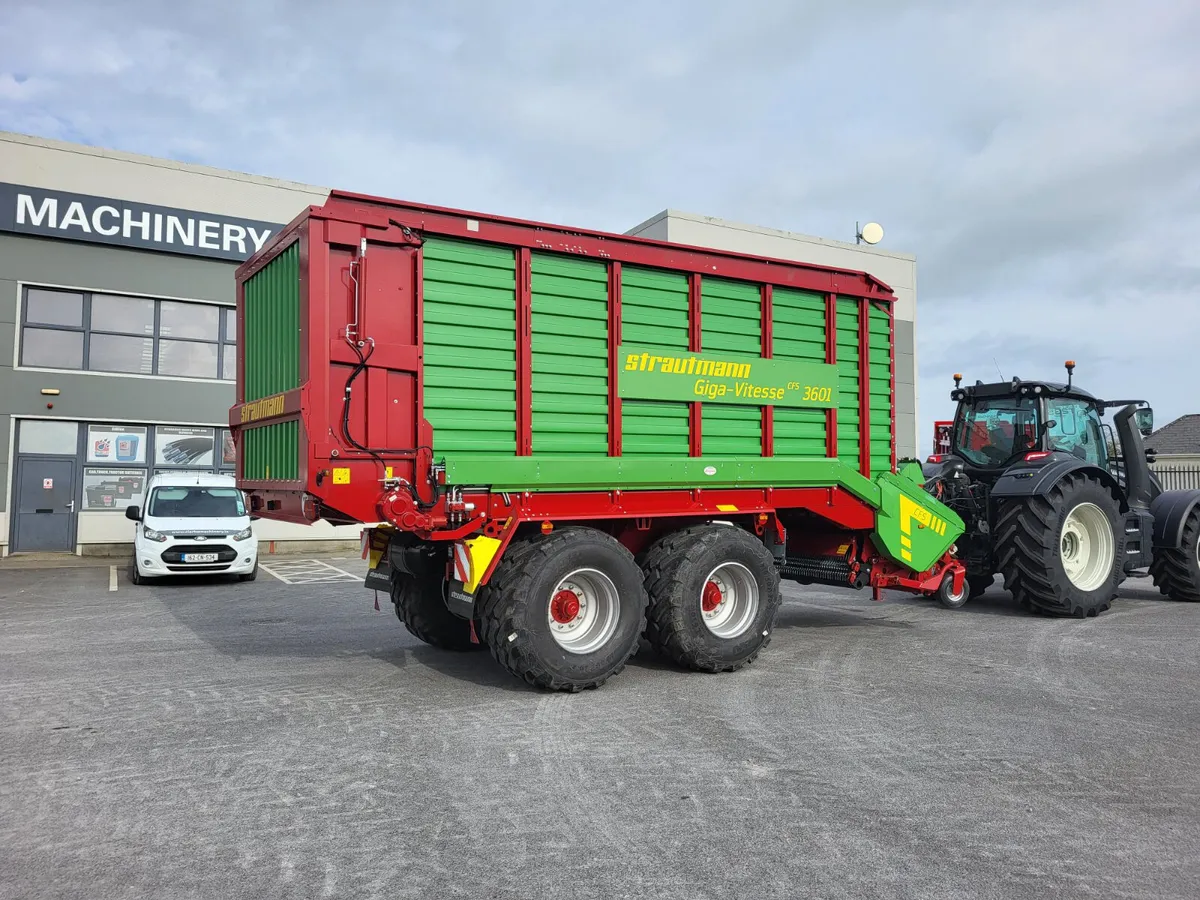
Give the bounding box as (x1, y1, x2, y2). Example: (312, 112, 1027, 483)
(921, 362, 1200, 615)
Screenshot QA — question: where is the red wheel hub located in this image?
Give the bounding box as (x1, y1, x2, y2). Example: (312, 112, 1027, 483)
(550, 590, 581, 624)
(702, 581, 723, 613)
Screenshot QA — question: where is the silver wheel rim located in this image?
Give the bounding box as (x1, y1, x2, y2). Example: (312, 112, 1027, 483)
(1060, 502, 1115, 592)
(547, 568, 620, 655)
(701, 562, 760, 638)
(944, 576, 966, 602)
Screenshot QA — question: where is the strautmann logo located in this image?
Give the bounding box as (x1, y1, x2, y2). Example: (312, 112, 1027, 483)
(624, 350, 753, 380)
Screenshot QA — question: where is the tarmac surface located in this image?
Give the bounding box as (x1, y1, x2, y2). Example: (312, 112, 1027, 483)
(1, 558, 1197, 899)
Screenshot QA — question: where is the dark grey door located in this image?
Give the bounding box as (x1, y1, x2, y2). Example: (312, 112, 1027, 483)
(13, 457, 77, 552)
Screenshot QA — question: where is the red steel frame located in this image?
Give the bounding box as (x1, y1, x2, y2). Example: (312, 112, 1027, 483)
(231, 192, 901, 565)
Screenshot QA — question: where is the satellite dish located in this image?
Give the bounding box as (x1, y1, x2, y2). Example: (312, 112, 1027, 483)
(858, 222, 884, 245)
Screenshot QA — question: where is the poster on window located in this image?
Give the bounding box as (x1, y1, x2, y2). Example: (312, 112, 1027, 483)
(82, 468, 146, 510)
(155, 426, 215, 467)
(220, 429, 236, 467)
(86, 424, 148, 464)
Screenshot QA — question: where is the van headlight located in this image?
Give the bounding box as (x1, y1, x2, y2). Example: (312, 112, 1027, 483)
(231, 527, 253, 541)
(142, 526, 169, 543)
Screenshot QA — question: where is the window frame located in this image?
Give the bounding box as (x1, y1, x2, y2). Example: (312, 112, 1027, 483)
(18, 284, 236, 382)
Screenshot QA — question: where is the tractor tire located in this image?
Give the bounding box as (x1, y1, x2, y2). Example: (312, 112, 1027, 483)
(475, 528, 646, 692)
(995, 472, 1122, 617)
(391, 572, 482, 652)
(642, 525, 781, 672)
(968, 574, 994, 600)
(1149, 506, 1200, 602)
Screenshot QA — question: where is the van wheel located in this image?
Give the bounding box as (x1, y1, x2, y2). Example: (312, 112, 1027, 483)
(129, 559, 145, 586)
(642, 525, 781, 672)
(476, 528, 647, 691)
(238, 560, 259, 582)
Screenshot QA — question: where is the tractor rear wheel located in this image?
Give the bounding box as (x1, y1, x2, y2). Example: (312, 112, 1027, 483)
(391, 573, 482, 652)
(1149, 506, 1200, 602)
(996, 472, 1122, 617)
(642, 525, 781, 672)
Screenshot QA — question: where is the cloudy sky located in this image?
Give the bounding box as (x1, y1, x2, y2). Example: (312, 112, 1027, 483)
(2, 0, 1197, 453)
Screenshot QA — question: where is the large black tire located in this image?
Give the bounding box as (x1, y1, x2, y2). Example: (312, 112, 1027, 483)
(642, 525, 781, 672)
(391, 573, 482, 652)
(995, 472, 1122, 617)
(1149, 506, 1200, 602)
(968, 574, 994, 600)
(475, 528, 647, 692)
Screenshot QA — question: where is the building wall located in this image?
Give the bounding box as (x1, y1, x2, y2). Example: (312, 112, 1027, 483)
(626, 210, 919, 460)
(0, 132, 351, 555)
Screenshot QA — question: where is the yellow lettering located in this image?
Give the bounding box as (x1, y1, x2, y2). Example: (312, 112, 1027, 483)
(734, 363, 751, 378)
(697, 360, 715, 376)
(694, 378, 707, 396)
(713, 361, 728, 377)
(625, 353, 639, 370)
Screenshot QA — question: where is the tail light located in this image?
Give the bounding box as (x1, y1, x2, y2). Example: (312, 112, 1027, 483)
(926, 454, 946, 464)
(1024, 451, 1051, 462)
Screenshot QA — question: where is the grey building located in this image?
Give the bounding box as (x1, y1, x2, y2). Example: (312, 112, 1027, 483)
(1, 131, 920, 557)
(0, 131, 336, 556)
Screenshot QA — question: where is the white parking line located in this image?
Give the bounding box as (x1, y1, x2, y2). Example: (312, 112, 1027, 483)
(109, 566, 118, 592)
(257, 559, 360, 585)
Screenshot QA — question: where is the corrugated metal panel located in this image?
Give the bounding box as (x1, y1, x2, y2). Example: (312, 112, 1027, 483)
(531, 254, 608, 455)
(702, 276, 761, 455)
(836, 299, 861, 468)
(422, 237, 517, 456)
(868, 304, 893, 475)
(621, 266, 689, 456)
(243, 420, 299, 481)
(243, 241, 300, 402)
(772, 288, 827, 456)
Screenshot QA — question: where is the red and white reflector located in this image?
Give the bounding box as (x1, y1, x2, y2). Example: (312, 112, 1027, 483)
(453, 542, 472, 584)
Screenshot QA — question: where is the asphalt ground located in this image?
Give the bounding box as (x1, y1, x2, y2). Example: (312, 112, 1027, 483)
(1, 559, 1197, 899)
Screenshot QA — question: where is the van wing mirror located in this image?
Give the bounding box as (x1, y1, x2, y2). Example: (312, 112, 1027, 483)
(1134, 407, 1154, 437)
(125, 505, 141, 521)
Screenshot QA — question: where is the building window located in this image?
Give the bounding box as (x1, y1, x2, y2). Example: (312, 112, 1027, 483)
(19, 286, 236, 381)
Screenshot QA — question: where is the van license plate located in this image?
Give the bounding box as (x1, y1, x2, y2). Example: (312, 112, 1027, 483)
(183, 553, 218, 563)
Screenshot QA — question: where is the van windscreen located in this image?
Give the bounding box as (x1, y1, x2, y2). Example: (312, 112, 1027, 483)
(148, 487, 245, 518)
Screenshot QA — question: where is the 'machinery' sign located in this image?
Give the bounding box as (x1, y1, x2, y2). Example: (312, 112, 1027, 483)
(0, 182, 285, 262)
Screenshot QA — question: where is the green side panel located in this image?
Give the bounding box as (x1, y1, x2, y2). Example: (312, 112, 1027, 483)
(702, 277, 761, 455)
(243, 420, 299, 481)
(422, 238, 517, 455)
(243, 242, 300, 402)
(446, 453, 882, 507)
(872, 470, 964, 572)
(836, 299, 861, 468)
(868, 305, 894, 476)
(531, 253, 609, 456)
(772, 288, 827, 456)
(621, 266, 689, 456)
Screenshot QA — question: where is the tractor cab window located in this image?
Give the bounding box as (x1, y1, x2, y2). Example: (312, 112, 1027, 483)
(953, 397, 1040, 467)
(1046, 398, 1106, 468)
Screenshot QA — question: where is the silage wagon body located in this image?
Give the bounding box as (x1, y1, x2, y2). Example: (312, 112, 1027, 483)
(231, 192, 964, 690)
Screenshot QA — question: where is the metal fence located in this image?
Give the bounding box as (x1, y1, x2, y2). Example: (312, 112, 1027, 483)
(1153, 465, 1200, 491)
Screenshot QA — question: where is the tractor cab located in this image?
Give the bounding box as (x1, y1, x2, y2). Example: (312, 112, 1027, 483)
(927, 362, 1154, 483)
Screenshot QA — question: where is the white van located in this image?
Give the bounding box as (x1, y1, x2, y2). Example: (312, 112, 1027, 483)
(125, 472, 259, 584)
